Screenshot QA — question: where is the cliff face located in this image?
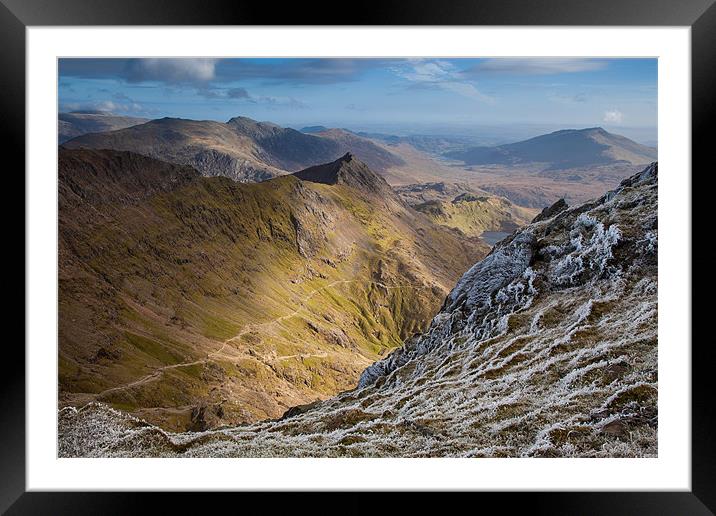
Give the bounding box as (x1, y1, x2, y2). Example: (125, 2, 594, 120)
(59, 163, 658, 458)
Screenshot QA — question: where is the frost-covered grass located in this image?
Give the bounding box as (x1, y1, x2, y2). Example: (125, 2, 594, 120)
(59, 163, 658, 458)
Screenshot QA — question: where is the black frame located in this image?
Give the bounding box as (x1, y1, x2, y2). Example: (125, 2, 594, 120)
(4, 0, 715, 513)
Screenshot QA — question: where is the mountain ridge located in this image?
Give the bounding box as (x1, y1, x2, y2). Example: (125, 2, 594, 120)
(62, 115, 410, 184)
(58, 148, 487, 431)
(59, 162, 658, 457)
(304, 128, 406, 173)
(62, 116, 342, 182)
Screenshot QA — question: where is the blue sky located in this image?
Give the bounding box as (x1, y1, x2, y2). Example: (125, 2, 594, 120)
(59, 58, 657, 143)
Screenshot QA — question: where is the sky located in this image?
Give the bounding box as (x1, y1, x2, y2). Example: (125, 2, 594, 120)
(58, 58, 658, 144)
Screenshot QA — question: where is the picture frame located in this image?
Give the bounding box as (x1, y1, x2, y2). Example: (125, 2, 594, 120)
(5, 0, 714, 512)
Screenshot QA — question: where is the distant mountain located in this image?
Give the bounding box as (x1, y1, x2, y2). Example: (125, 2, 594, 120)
(226, 116, 341, 171)
(63, 117, 282, 182)
(58, 111, 148, 144)
(63, 116, 343, 183)
(300, 125, 330, 134)
(63, 117, 409, 183)
(445, 127, 657, 170)
(301, 128, 406, 173)
(357, 131, 479, 155)
(58, 148, 487, 431)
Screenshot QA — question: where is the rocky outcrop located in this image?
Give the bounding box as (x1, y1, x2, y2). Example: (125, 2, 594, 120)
(532, 198, 568, 223)
(293, 153, 406, 210)
(294, 153, 389, 193)
(190, 149, 277, 183)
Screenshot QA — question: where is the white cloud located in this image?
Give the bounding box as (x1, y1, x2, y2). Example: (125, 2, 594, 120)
(603, 109, 624, 124)
(399, 60, 456, 82)
(441, 81, 493, 102)
(254, 95, 308, 110)
(127, 58, 218, 83)
(474, 58, 607, 75)
(60, 99, 145, 114)
(393, 59, 493, 103)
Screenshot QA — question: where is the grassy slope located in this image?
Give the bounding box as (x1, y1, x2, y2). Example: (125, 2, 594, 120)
(413, 195, 538, 238)
(59, 149, 486, 431)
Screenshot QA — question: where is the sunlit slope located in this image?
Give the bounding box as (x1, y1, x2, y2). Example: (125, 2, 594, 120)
(413, 194, 538, 238)
(58, 149, 486, 431)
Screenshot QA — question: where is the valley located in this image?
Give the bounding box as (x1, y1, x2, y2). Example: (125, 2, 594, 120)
(58, 148, 487, 431)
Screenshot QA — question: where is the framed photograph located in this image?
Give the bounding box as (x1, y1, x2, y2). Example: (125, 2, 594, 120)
(6, 0, 714, 512)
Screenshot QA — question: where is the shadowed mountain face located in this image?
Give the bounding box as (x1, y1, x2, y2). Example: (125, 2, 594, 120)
(58, 148, 487, 432)
(226, 116, 341, 171)
(58, 147, 199, 204)
(59, 163, 658, 458)
(307, 128, 406, 173)
(446, 128, 657, 170)
(59, 112, 149, 144)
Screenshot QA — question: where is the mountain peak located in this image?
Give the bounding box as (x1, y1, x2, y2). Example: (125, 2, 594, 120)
(582, 126, 608, 134)
(300, 125, 330, 134)
(446, 126, 657, 170)
(293, 153, 392, 196)
(226, 115, 256, 125)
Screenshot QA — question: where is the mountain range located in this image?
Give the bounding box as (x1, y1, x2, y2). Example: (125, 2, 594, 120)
(445, 127, 657, 170)
(58, 148, 487, 431)
(61, 114, 658, 211)
(59, 162, 659, 458)
(62, 116, 407, 183)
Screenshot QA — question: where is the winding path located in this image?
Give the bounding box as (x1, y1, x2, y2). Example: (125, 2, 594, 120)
(94, 278, 430, 400)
